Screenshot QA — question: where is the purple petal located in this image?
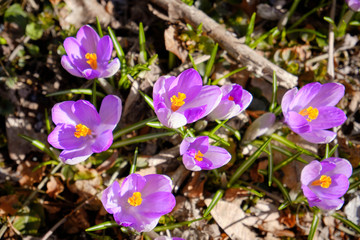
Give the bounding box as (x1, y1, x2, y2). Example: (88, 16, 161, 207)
(285, 111, 311, 134)
(113, 210, 138, 229)
(240, 89, 253, 111)
(302, 184, 321, 205)
(307, 83, 345, 108)
(119, 174, 146, 197)
(243, 112, 276, 142)
(203, 145, 231, 169)
(61, 55, 83, 78)
(140, 192, 176, 218)
(153, 76, 176, 111)
(187, 136, 209, 154)
(99, 58, 120, 78)
(207, 100, 236, 120)
(72, 100, 101, 129)
(63, 37, 87, 63)
(156, 107, 187, 129)
(96, 35, 113, 61)
(179, 137, 195, 155)
(182, 153, 202, 171)
(312, 198, 344, 210)
(51, 101, 77, 125)
(319, 161, 336, 175)
(91, 130, 113, 153)
(47, 124, 85, 150)
(289, 82, 321, 112)
(59, 145, 93, 165)
(76, 25, 100, 53)
(301, 160, 321, 185)
(322, 158, 352, 178)
(167, 69, 202, 104)
(81, 68, 101, 80)
(183, 105, 207, 123)
(299, 129, 336, 144)
(281, 87, 297, 115)
(142, 174, 173, 196)
(309, 106, 346, 130)
(101, 181, 122, 214)
(311, 174, 349, 199)
(99, 95, 122, 131)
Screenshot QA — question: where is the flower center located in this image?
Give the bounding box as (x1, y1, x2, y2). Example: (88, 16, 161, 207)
(194, 150, 204, 161)
(128, 192, 142, 207)
(85, 53, 98, 70)
(299, 106, 319, 122)
(170, 92, 186, 112)
(228, 96, 234, 101)
(74, 124, 92, 138)
(311, 175, 332, 188)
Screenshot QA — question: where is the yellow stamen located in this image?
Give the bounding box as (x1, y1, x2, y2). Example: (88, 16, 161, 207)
(311, 175, 332, 188)
(228, 96, 234, 101)
(194, 150, 204, 161)
(170, 92, 186, 112)
(74, 124, 92, 138)
(85, 53, 98, 70)
(299, 106, 319, 122)
(128, 192, 142, 207)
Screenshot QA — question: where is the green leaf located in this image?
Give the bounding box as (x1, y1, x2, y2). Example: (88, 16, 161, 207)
(26, 22, 43, 40)
(204, 43, 218, 85)
(113, 116, 158, 140)
(13, 206, 42, 235)
(4, 4, 28, 30)
(74, 169, 97, 180)
(0, 37, 7, 45)
(203, 189, 224, 217)
(139, 22, 147, 62)
(332, 213, 360, 233)
(87, 232, 113, 240)
(111, 131, 176, 148)
(269, 71, 278, 112)
(308, 209, 320, 240)
(245, 12, 256, 45)
(25, 43, 40, 56)
(86, 221, 119, 231)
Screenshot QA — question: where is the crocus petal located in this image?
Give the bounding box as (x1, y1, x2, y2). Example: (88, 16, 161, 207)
(157, 108, 187, 129)
(153, 76, 176, 111)
(63, 37, 87, 63)
(322, 158, 352, 178)
(207, 101, 236, 120)
(285, 111, 311, 134)
(187, 136, 209, 153)
(203, 145, 231, 169)
(76, 25, 100, 53)
(302, 184, 321, 205)
(51, 101, 77, 125)
(240, 89, 253, 111)
(91, 130, 113, 153)
(182, 153, 202, 171)
(59, 146, 93, 165)
(81, 68, 101, 80)
(319, 161, 336, 175)
(281, 87, 297, 115)
(99, 58, 120, 78)
(311, 174, 349, 199)
(289, 82, 321, 112)
(99, 95, 122, 131)
(72, 100, 101, 129)
(140, 192, 176, 218)
(61, 55, 83, 78)
(299, 129, 336, 144)
(119, 174, 146, 197)
(96, 35, 113, 61)
(309, 106, 346, 130)
(312, 198, 344, 210)
(113, 210, 138, 228)
(301, 160, 322, 185)
(307, 83, 345, 108)
(142, 174, 173, 197)
(47, 124, 85, 150)
(101, 181, 122, 214)
(179, 137, 194, 155)
(243, 112, 276, 142)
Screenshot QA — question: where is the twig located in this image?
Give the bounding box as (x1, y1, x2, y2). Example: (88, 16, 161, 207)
(150, 0, 298, 89)
(327, 0, 336, 79)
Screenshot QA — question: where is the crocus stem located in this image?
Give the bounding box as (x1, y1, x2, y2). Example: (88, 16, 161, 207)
(130, 147, 138, 174)
(92, 79, 97, 108)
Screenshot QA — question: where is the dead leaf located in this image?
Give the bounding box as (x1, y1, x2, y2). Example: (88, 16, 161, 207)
(224, 188, 249, 202)
(0, 195, 19, 216)
(279, 209, 296, 228)
(42, 201, 61, 214)
(182, 171, 206, 198)
(46, 176, 64, 199)
(64, 208, 90, 234)
(95, 150, 118, 174)
(17, 161, 45, 186)
(250, 160, 268, 183)
(164, 25, 188, 62)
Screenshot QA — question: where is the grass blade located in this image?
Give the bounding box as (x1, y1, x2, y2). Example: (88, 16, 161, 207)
(111, 131, 176, 148)
(113, 116, 158, 140)
(130, 147, 138, 174)
(86, 221, 118, 232)
(269, 71, 278, 113)
(245, 12, 256, 45)
(308, 209, 320, 240)
(203, 189, 224, 217)
(139, 22, 147, 62)
(204, 43, 218, 85)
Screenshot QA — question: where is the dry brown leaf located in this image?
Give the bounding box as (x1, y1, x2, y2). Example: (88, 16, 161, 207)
(95, 150, 118, 174)
(17, 161, 45, 186)
(0, 195, 19, 216)
(279, 209, 296, 228)
(224, 188, 249, 202)
(46, 176, 64, 199)
(249, 160, 268, 183)
(64, 208, 90, 234)
(182, 171, 206, 198)
(164, 25, 188, 62)
(42, 201, 61, 214)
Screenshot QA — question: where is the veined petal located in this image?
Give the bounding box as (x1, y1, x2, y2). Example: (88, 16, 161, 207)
(319, 161, 336, 175)
(207, 100, 236, 120)
(307, 83, 345, 108)
(299, 129, 336, 144)
(311, 174, 349, 199)
(97, 35, 113, 61)
(99, 95, 122, 131)
(59, 145, 93, 165)
(119, 174, 146, 197)
(142, 174, 173, 197)
(156, 107, 187, 129)
(289, 82, 321, 112)
(187, 136, 209, 154)
(240, 89, 253, 111)
(47, 124, 85, 150)
(183, 105, 206, 123)
(182, 153, 202, 171)
(113, 210, 138, 228)
(203, 145, 231, 169)
(310, 106, 346, 130)
(63, 37, 87, 63)
(91, 130, 113, 153)
(285, 111, 311, 134)
(61, 55, 83, 78)
(101, 181, 122, 214)
(81, 68, 100, 80)
(281, 87, 297, 114)
(76, 25, 100, 53)
(302, 184, 321, 205)
(140, 192, 176, 218)
(301, 160, 322, 185)
(72, 100, 101, 128)
(322, 158, 352, 178)
(179, 137, 195, 155)
(51, 101, 77, 125)
(99, 58, 120, 78)
(311, 198, 344, 210)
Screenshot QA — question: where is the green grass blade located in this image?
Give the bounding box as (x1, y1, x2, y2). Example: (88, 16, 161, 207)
(204, 43, 218, 85)
(308, 209, 320, 240)
(46, 89, 105, 97)
(325, 143, 329, 159)
(113, 116, 158, 140)
(249, 27, 277, 49)
(92, 79, 97, 108)
(96, 17, 103, 37)
(153, 216, 210, 232)
(328, 144, 339, 158)
(245, 12, 256, 45)
(332, 213, 360, 233)
(203, 189, 224, 217)
(139, 22, 147, 62)
(188, 53, 198, 71)
(273, 152, 302, 172)
(267, 143, 273, 187)
(19, 134, 57, 160)
(45, 108, 51, 135)
(212, 67, 247, 85)
(130, 147, 138, 174)
(111, 131, 176, 148)
(269, 71, 278, 113)
(86, 221, 118, 232)
(272, 175, 292, 203)
(215, 119, 241, 141)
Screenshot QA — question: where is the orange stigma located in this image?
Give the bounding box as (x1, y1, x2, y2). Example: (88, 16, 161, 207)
(170, 92, 186, 112)
(311, 175, 332, 188)
(299, 106, 319, 122)
(194, 150, 204, 161)
(228, 96, 234, 101)
(85, 53, 98, 69)
(128, 192, 142, 207)
(74, 124, 92, 138)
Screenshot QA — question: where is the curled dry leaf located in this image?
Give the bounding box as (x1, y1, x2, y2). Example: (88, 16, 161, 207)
(0, 195, 19, 216)
(46, 176, 64, 199)
(182, 171, 207, 199)
(17, 161, 45, 187)
(164, 25, 188, 62)
(63, 208, 90, 234)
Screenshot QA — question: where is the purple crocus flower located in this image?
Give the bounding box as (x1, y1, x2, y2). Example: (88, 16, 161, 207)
(153, 69, 222, 128)
(180, 136, 231, 171)
(301, 158, 352, 210)
(207, 84, 252, 120)
(101, 173, 176, 232)
(281, 82, 346, 144)
(61, 25, 120, 80)
(346, 0, 360, 11)
(48, 95, 122, 165)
